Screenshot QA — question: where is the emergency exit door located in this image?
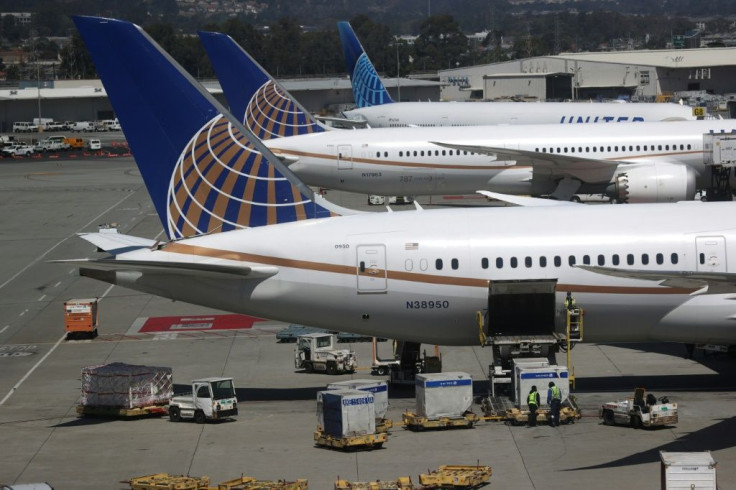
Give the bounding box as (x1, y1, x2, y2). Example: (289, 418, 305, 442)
(695, 236, 727, 272)
(357, 245, 387, 293)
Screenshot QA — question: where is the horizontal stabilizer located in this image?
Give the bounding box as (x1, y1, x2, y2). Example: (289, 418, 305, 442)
(52, 258, 279, 280)
(78, 232, 157, 254)
(578, 265, 736, 295)
(477, 190, 578, 207)
(316, 115, 369, 128)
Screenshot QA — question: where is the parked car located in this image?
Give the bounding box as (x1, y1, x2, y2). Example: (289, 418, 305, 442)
(71, 121, 95, 132)
(88, 139, 102, 150)
(2, 144, 35, 156)
(44, 121, 65, 132)
(368, 195, 414, 205)
(35, 136, 70, 152)
(12, 122, 38, 133)
(65, 137, 85, 150)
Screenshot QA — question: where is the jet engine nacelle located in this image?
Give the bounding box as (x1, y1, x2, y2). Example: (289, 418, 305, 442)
(610, 162, 697, 203)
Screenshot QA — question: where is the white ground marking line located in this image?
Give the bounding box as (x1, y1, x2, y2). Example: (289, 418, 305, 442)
(0, 326, 8, 334)
(19, 309, 28, 317)
(38, 295, 46, 302)
(0, 284, 115, 407)
(53, 281, 61, 288)
(0, 192, 135, 291)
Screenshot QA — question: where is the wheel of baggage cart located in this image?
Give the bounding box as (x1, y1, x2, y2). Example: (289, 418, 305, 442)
(377, 365, 389, 376)
(194, 410, 206, 424)
(169, 406, 181, 422)
(326, 362, 337, 375)
(602, 410, 614, 426)
(630, 415, 642, 429)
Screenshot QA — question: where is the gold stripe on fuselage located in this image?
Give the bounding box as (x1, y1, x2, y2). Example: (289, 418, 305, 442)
(164, 242, 698, 294)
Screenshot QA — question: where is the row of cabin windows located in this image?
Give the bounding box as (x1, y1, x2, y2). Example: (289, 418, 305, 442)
(403, 251, 706, 273)
(480, 252, 681, 270)
(375, 142, 694, 159)
(535, 143, 692, 154)
(375, 149, 475, 158)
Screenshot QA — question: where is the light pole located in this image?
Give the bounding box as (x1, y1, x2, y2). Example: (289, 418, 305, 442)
(396, 41, 401, 102)
(31, 29, 42, 133)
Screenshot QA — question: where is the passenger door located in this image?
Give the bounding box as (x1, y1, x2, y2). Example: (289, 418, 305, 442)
(695, 236, 727, 272)
(337, 144, 353, 170)
(356, 244, 387, 293)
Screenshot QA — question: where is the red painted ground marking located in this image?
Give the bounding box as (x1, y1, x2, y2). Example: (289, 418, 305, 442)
(138, 314, 266, 332)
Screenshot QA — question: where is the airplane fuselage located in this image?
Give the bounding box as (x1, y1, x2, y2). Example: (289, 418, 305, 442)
(101, 201, 736, 346)
(343, 101, 696, 128)
(266, 119, 736, 198)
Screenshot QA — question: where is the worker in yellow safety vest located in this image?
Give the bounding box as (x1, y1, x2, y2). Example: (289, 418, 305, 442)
(547, 382, 562, 427)
(527, 385, 540, 427)
(564, 291, 576, 310)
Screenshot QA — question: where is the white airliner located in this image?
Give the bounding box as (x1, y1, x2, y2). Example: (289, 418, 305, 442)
(68, 16, 736, 350)
(337, 21, 697, 127)
(266, 119, 736, 201)
(201, 29, 729, 202)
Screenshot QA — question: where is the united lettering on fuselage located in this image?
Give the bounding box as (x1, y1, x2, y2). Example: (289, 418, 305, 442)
(560, 116, 646, 123)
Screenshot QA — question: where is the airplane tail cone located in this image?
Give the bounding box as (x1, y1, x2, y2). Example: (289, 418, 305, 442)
(73, 16, 339, 240)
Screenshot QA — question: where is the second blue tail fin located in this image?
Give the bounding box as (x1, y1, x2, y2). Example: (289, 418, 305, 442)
(198, 31, 325, 140)
(73, 16, 340, 240)
(337, 21, 394, 108)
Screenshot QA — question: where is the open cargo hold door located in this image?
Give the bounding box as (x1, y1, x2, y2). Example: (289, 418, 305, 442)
(486, 279, 557, 337)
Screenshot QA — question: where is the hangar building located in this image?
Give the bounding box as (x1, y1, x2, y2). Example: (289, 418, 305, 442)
(0, 77, 441, 132)
(439, 47, 736, 102)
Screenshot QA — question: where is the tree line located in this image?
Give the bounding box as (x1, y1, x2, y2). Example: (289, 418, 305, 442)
(2, 4, 723, 81)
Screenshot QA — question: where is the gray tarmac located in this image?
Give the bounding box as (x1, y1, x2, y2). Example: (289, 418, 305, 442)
(0, 156, 735, 489)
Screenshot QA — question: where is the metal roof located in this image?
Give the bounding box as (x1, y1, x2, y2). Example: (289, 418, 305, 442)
(483, 72, 571, 79)
(0, 76, 441, 102)
(554, 47, 736, 68)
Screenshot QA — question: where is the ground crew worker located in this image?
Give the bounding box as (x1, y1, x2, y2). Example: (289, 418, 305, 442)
(547, 381, 562, 427)
(527, 385, 540, 427)
(564, 291, 576, 310)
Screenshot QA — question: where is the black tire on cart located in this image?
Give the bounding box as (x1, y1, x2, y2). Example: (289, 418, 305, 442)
(194, 410, 206, 424)
(377, 365, 389, 376)
(602, 410, 615, 426)
(630, 415, 642, 429)
(169, 406, 181, 422)
(326, 362, 338, 375)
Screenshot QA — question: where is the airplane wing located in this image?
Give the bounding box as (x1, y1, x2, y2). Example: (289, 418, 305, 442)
(577, 265, 736, 295)
(53, 258, 279, 280)
(477, 190, 579, 207)
(430, 141, 620, 184)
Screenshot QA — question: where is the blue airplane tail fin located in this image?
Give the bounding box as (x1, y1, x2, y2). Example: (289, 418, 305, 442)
(198, 31, 325, 140)
(337, 21, 393, 108)
(72, 16, 340, 240)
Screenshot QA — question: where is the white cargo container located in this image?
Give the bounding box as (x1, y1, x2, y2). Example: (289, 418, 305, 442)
(660, 451, 716, 490)
(318, 389, 375, 438)
(415, 372, 473, 419)
(327, 379, 388, 419)
(515, 365, 569, 409)
(510, 358, 550, 401)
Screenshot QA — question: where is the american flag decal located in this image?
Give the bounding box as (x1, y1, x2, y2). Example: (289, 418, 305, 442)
(405, 243, 419, 250)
